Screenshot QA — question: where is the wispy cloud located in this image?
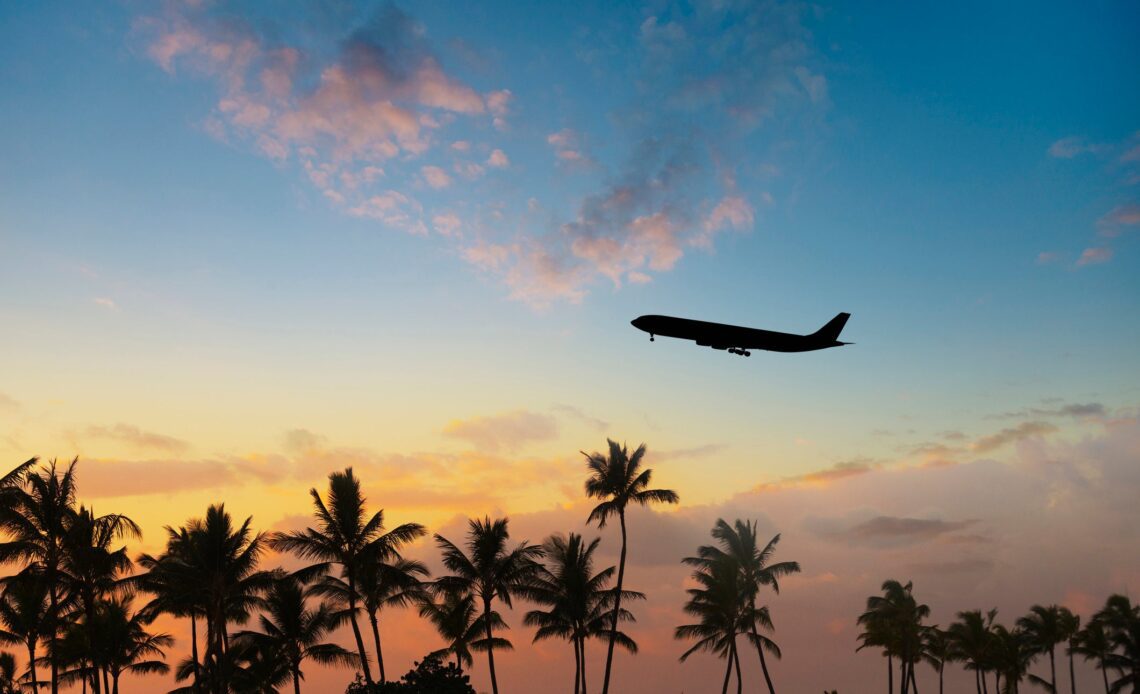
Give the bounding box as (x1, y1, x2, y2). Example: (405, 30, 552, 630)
(80, 423, 190, 454)
(1076, 246, 1113, 267)
(1047, 135, 1107, 159)
(971, 421, 1057, 453)
(442, 410, 559, 452)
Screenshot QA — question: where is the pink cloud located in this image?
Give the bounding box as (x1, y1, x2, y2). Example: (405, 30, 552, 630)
(487, 148, 509, 168)
(1076, 246, 1113, 266)
(421, 165, 452, 189)
(1097, 204, 1140, 237)
(1047, 136, 1107, 159)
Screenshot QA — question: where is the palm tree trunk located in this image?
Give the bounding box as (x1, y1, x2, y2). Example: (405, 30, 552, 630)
(993, 671, 999, 693)
(721, 648, 733, 694)
(939, 662, 944, 694)
(346, 573, 374, 685)
(111, 673, 119, 694)
(900, 659, 907, 694)
(48, 583, 59, 694)
(601, 510, 628, 694)
(888, 654, 894, 694)
(483, 597, 500, 694)
(293, 665, 301, 694)
(976, 669, 982, 694)
(368, 609, 386, 682)
(982, 669, 989, 694)
(749, 621, 776, 694)
(1068, 646, 1075, 694)
(909, 662, 919, 693)
(1099, 660, 1108, 694)
(191, 613, 201, 694)
(573, 637, 581, 694)
(102, 667, 110, 694)
(732, 639, 742, 694)
(1050, 647, 1057, 694)
(26, 638, 38, 692)
(581, 636, 588, 694)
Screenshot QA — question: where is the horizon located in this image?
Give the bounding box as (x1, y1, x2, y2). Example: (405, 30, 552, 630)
(1, 1, 1138, 693)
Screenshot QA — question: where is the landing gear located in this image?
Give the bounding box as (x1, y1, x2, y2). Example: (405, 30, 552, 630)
(650, 334, 655, 342)
(728, 348, 751, 357)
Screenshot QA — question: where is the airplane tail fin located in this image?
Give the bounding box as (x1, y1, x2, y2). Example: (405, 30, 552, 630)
(812, 312, 850, 342)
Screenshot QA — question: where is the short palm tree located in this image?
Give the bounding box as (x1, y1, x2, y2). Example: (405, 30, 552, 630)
(524, 533, 642, 694)
(231, 573, 358, 694)
(583, 439, 678, 694)
(434, 516, 544, 694)
(1093, 594, 1140, 693)
(691, 520, 798, 694)
(949, 609, 998, 694)
(857, 580, 929, 694)
(418, 589, 491, 671)
(312, 555, 429, 682)
(269, 467, 425, 685)
(89, 598, 172, 694)
(0, 650, 18, 694)
(1017, 604, 1069, 693)
(675, 553, 744, 694)
(989, 624, 1036, 693)
(0, 572, 48, 691)
(1072, 618, 1114, 693)
(921, 626, 953, 694)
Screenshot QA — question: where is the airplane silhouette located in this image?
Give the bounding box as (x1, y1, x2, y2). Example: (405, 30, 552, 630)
(630, 312, 851, 356)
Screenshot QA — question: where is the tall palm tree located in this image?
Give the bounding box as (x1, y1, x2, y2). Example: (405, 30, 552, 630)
(0, 458, 80, 694)
(1017, 604, 1069, 693)
(1072, 619, 1113, 694)
(857, 580, 929, 694)
(268, 467, 425, 685)
(691, 520, 798, 694)
(524, 533, 642, 694)
(434, 516, 544, 694)
(990, 624, 1036, 693)
(675, 553, 745, 694)
(1093, 594, 1140, 693)
(583, 439, 678, 694)
(949, 609, 999, 694)
(0, 572, 48, 691)
(231, 573, 358, 694)
(312, 555, 429, 682)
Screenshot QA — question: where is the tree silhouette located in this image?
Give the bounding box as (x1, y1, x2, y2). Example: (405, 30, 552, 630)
(0, 572, 48, 691)
(921, 626, 954, 694)
(948, 609, 998, 694)
(690, 520, 797, 694)
(231, 572, 358, 694)
(434, 517, 543, 694)
(269, 468, 425, 685)
(583, 439, 678, 694)
(1017, 604, 1070, 693)
(675, 553, 745, 694)
(1072, 618, 1114, 693)
(0, 650, 18, 694)
(525, 533, 642, 694)
(1092, 594, 1140, 693)
(85, 598, 171, 694)
(857, 580, 929, 694)
(418, 589, 493, 671)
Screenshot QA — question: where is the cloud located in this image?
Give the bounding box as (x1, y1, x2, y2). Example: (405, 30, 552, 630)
(1076, 246, 1113, 266)
(971, 421, 1057, 454)
(550, 404, 609, 432)
(421, 165, 452, 189)
(81, 423, 190, 454)
(0, 392, 19, 413)
(991, 403, 1107, 420)
(140, 4, 496, 226)
(651, 444, 727, 462)
(692, 195, 755, 248)
(442, 410, 560, 452)
(1048, 136, 1106, 159)
(546, 129, 591, 165)
(1097, 204, 1140, 238)
(432, 212, 462, 237)
(1036, 251, 1062, 265)
(92, 297, 118, 310)
(831, 515, 980, 548)
(76, 455, 291, 498)
(487, 149, 509, 168)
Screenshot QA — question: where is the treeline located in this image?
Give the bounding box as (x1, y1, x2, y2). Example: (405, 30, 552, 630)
(0, 442, 801, 694)
(855, 580, 1140, 694)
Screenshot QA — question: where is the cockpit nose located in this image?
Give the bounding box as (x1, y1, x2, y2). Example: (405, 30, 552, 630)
(631, 316, 645, 329)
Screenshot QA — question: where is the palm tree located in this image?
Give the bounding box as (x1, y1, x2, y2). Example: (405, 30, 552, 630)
(61, 505, 141, 694)
(231, 573, 358, 694)
(583, 439, 678, 694)
(949, 609, 998, 694)
(1093, 594, 1140, 693)
(524, 533, 642, 694)
(857, 580, 929, 694)
(0, 572, 48, 691)
(418, 589, 492, 671)
(0, 458, 80, 694)
(312, 555, 429, 682)
(135, 526, 208, 692)
(434, 516, 544, 694)
(0, 650, 18, 694)
(268, 467, 425, 685)
(990, 624, 1036, 693)
(691, 520, 798, 694)
(1059, 608, 1080, 694)
(922, 626, 953, 694)
(1017, 604, 1069, 693)
(675, 553, 744, 694)
(1072, 619, 1113, 693)
(85, 597, 172, 694)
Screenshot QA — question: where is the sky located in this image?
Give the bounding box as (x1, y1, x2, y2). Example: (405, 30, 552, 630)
(1, 0, 1139, 691)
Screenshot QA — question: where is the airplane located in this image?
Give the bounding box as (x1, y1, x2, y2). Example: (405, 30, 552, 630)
(630, 312, 852, 356)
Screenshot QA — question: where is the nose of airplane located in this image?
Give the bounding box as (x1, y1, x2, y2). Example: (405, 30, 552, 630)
(630, 316, 643, 329)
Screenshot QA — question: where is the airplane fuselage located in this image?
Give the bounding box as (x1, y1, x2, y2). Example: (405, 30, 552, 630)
(630, 314, 850, 355)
